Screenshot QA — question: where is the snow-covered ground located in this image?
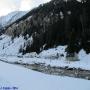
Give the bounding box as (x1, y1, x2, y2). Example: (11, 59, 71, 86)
(0, 61, 90, 90)
(0, 35, 25, 56)
(0, 35, 90, 70)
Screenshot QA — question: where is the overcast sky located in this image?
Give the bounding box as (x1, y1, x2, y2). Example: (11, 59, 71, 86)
(0, 0, 51, 16)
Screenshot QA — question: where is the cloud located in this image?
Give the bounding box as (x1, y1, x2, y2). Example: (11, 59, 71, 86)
(19, 0, 51, 11)
(0, 0, 21, 16)
(20, 0, 32, 11)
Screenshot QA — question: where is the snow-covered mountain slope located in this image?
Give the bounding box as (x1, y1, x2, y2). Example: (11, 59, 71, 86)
(0, 0, 89, 65)
(0, 35, 25, 56)
(0, 11, 27, 27)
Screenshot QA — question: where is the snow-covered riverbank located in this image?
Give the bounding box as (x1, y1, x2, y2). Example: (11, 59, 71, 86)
(0, 35, 90, 70)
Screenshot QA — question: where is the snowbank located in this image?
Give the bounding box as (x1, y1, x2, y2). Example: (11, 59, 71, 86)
(0, 61, 90, 90)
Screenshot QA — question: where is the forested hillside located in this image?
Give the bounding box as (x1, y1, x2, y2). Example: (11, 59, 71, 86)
(3, 0, 90, 57)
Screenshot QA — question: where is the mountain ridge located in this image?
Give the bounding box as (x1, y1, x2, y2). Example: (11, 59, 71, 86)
(0, 11, 27, 28)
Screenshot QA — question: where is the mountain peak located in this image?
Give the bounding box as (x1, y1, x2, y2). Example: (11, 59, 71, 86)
(0, 11, 27, 28)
